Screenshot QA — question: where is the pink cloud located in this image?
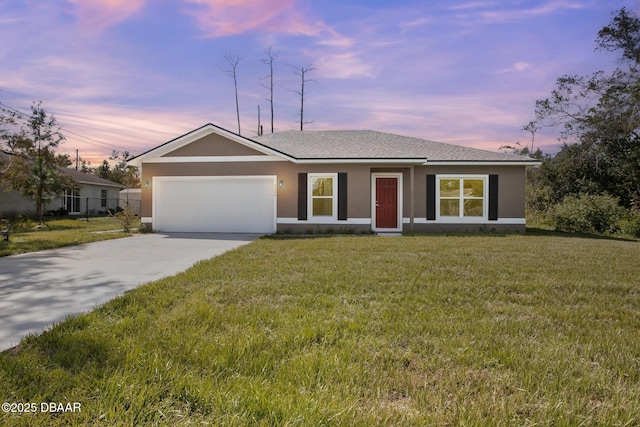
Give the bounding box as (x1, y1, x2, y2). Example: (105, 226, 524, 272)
(66, 0, 146, 32)
(182, 0, 325, 37)
(478, 1, 587, 23)
(314, 52, 374, 79)
(54, 102, 212, 164)
(497, 61, 532, 74)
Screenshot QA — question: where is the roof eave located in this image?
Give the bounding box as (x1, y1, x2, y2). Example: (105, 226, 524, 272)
(74, 180, 127, 188)
(292, 157, 428, 164)
(425, 160, 542, 166)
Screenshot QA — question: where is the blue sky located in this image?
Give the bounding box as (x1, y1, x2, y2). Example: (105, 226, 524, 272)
(0, 0, 637, 164)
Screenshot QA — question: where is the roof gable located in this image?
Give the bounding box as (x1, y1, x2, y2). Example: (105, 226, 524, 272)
(128, 124, 291, 166)
(165, 132, 268, 157)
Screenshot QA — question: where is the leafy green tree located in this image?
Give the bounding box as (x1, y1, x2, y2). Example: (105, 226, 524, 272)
(79, 158, 93, 174)
(532, 8, 640, 209)
(95, 159, 111, 180)
(92, 151, 139, 188)
(110, 151, 140, 189)
(0, 102, 75, 224)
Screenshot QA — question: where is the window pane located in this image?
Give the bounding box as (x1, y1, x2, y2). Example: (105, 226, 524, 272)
(440, 199, 459, 216)
(312, 198, 333, 216)
(439, 179, 460, 198)
(463, 179, 484, 197)
(464, 199, 483, 216)
(312, 177, 333, 196)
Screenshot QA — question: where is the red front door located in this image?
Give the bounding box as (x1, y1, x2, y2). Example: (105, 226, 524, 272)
(376, 177, 398, 229)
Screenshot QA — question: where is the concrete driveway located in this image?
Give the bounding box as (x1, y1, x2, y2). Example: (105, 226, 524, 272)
(0, 233, 259, 351)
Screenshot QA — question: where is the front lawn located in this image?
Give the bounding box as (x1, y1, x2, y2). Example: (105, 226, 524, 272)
(1, 234, 639, 425)
(0, 217, 139, 257)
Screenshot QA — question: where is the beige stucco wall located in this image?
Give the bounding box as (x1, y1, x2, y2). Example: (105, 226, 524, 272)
(141, 162, 376, 220)
(141, 161, 528, 231)
(139, 129, 529, 232)
(413, 165, 526, 219)
(164, 133, 269, 157)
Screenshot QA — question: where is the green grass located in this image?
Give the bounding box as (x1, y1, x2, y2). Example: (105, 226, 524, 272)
(0, 217, 139, 257)
(1, 233, 639, 425)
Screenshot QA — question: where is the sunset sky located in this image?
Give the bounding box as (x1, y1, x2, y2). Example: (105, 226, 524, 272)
(0, 0, 637, 165)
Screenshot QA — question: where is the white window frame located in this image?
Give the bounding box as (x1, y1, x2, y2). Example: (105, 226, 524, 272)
(64, 187, 81, 214)
(308, 173, 338, 222)
(436, 175, 488, 222)
(100, 189, 108, 208)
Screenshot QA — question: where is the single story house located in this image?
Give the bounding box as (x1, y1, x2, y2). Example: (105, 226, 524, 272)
(0, 164, 126, 216)
(128, 124, 540, 234)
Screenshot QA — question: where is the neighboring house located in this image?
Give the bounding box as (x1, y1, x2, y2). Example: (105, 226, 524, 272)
(0, 165, 126, 216)
(128, 123, 540, 234)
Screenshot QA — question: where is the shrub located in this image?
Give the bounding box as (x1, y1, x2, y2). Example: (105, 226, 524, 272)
(138, 222, 152, 233)
(106, 206, 124, 216)
(3, 215, 38, 231)
(44, 207, 68, 217)
(552, 193, 625, 234)
(110, 206, 137, 233)
(620, 209, 640, 237)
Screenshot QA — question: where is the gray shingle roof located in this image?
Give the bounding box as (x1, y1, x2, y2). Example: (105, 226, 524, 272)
(252, 130, 535, 163)
(61, 167, 126, 188)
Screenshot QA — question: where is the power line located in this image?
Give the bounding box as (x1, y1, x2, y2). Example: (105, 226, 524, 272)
(60, 128, 132, 152)
(0, 101, 136, 154)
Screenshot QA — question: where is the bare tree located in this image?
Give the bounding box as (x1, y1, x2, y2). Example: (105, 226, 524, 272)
(260, 46, 279, 133)
(222, 53, 243, 135)
(288, 63, 316, 131)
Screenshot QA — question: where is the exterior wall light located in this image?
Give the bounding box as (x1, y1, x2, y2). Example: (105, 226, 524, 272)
(279, 179, 284, 188)
(144, 181, 150, 189)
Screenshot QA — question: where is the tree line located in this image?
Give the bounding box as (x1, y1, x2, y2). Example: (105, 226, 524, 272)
(80, 151, 140, 189)
(517, 8, 640, 237)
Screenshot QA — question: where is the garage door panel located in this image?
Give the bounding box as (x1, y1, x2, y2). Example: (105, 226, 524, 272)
(154, 176, 276, 233)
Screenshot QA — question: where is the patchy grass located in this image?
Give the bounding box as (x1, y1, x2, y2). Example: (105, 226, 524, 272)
(0, 217, 139, 257)
(1, 234, 639, 425)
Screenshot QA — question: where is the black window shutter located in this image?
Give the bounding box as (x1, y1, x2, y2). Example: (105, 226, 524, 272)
(298, 173, 307, 221)
(426, 174, 436, 220)
(337, 173, 347, 220)
(488, 174, 498, 221)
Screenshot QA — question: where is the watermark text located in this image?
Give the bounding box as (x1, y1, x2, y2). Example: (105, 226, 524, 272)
(2, 402, 81, 413)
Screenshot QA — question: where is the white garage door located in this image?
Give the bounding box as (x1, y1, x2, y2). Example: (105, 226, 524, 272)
(153, 176, 276, 233)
